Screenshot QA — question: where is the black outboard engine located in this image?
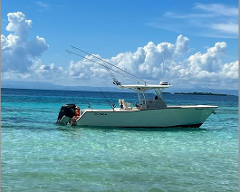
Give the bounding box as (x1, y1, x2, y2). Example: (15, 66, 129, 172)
(56, 104, 76, 125)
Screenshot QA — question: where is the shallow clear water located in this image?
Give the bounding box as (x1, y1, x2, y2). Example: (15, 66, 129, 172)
(1, 88, 238, 192)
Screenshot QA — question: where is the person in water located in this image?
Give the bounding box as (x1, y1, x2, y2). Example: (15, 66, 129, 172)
(70, 106, 80, 126)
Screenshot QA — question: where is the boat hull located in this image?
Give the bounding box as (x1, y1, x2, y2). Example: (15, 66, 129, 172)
(75, 105, 217, 128)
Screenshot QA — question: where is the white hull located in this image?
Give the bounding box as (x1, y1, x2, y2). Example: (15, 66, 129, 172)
(74, 105, 217, 128)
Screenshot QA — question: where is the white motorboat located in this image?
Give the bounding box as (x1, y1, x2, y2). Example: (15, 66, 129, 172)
(56, 47, 218, 128)
(56, 83, 217, 128)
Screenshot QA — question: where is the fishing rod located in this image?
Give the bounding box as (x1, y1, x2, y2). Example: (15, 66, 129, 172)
(71, 45, 147, 85)
(79, 92, 93, 109)
(71, 86, 93, 109)
(103, 81, 115, 108)
(66, 49, 138, 85)
(66, 49, 122, 85)
(97, 86, 116, 110)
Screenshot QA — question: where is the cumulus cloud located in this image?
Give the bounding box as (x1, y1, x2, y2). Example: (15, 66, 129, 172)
(184, 42, 227, 73)
(162, 42, 238, 87)
(1, 12, 49, 73)
(5, 12, 32, 40)
(67, 35, 237, 89)
(108, 34, 189, 79)
(66, 55, 112, 85)
(66, 34, 189, 85)
(221, 61, 238, 79)
(1, 12, 238, 90)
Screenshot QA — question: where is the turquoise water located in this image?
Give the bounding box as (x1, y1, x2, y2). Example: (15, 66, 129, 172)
(1, 88, 238, 192)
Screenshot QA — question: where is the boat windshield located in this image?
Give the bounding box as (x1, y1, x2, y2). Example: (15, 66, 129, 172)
(119, 84, 172, 107)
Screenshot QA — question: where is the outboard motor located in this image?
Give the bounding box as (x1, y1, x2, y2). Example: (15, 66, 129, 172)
(56, 104, 76, 125)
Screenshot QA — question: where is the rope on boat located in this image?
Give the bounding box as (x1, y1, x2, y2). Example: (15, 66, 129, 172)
(213, 111, 229, 128)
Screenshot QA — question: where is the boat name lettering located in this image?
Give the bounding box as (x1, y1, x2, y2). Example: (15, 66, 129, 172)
(94, 112, 107, 116)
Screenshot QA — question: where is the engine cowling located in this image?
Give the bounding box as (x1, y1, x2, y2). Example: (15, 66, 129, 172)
(56, 104, 76, 125)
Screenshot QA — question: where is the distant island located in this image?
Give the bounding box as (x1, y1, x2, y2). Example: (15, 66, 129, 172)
(174, 92, 232, 96)
(1, 81, 238, 96)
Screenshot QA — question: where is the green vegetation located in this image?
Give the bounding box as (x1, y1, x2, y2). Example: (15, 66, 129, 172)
(174, 92, 230, 96)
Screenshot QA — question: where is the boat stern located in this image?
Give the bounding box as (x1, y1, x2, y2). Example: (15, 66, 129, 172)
(56, 104, 76, 125)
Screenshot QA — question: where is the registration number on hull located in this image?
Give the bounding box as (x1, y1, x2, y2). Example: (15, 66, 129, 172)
(94, 112, 107, 116)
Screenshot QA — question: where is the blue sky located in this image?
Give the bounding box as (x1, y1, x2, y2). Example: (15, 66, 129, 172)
(1, 0, 238, 90)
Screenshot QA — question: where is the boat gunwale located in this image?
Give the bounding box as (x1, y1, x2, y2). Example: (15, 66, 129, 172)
(80, 105, 218, 113)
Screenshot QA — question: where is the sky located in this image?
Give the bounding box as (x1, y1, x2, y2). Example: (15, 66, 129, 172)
(1, 0, 239, 90)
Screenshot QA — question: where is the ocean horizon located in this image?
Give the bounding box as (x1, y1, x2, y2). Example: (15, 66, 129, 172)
(1, 88, 238, 191)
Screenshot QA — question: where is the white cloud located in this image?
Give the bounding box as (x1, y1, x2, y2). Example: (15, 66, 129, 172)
(194, 3, 238, 16)
(65, 38, 185, 84)
(108, 34, 189, 80)
(35, 1, 49, 11)
(221, 61, 238, 79)
(147, 3, 238, 38)
(1, 12, 49, 73)
(167, 42, 238, 87)
(35, 1, 49, 8)
(1, 12, 238, 90)
(212, 23, 238, 35)
(115, 39, 237, 88)
(66, 35, 237, 89)
(6, 12, 32, 40)
(175, 35, 189, 56)
(27, 35, 49, 56)
(180, 43, 227, 75)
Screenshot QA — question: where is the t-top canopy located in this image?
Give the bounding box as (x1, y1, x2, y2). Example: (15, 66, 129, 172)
(119, 84, 172, 91)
